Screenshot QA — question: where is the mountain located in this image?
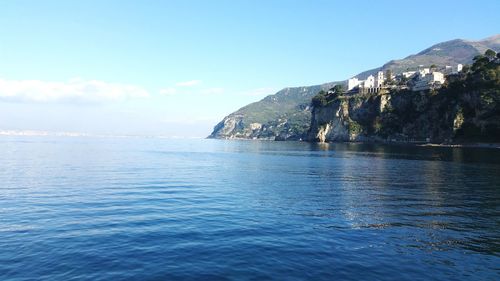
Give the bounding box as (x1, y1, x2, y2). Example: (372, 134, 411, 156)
(356, 34, 500, 79)
(208, 35, 500, 140)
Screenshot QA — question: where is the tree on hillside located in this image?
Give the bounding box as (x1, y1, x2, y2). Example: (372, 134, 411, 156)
(312, 90, 328, 107)
(485, 49, 496, 60)
(385, 69, 393, 83)
(329, 84, 344, 95)
(445, 49, 500, 140)
(312, 85, 345, 107)
(471, 55, 490, 72)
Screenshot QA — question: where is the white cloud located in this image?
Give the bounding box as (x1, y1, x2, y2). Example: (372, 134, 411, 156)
(0, 77, 149, 104)
(175, 80, 201, 87)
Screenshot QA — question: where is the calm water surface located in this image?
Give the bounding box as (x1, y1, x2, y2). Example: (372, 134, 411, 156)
(0, 137, 499, 280)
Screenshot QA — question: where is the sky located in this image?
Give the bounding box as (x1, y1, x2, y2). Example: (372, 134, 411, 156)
(0, 0, 499, 137)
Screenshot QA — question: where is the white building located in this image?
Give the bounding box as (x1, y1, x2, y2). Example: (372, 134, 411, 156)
(375, 71, 385, 88)
(347, 77, 361, 91)
(445, 64, 463, 74)
(347, 71, 385, 92)
(363, 75, 375, 88)
(402, 71, 417, 78)
(418, 68, 430, 77)
(412, 72, 445, 91)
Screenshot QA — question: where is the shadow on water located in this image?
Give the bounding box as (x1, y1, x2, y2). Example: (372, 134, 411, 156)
(225, 140, 500, 165)
(308, 142, 500, 164)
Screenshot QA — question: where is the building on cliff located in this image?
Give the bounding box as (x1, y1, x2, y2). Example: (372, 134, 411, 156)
(347, 71, 385, 91)
(412, 71, 445, 91)
(347, 64, 462, 93)
(444, 64, 463, 74)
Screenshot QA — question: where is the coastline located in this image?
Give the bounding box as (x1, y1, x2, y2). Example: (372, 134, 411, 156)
(209, 137, 500, 149)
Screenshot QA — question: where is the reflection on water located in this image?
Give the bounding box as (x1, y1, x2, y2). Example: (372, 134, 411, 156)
(310, 141, 500, 164)
(0, 137, 499, 280)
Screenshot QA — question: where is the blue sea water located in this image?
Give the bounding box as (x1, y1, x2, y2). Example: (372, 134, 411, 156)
(0, 136, 499, 280)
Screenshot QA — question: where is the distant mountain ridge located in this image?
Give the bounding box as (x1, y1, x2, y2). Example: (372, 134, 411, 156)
(208, 35, 500, 140)
(355, 34, 500, 79)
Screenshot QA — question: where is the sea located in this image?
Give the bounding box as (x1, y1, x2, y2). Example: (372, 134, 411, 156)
(0, 136, 499, 280)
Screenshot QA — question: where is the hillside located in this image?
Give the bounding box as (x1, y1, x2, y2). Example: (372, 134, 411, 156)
(208, 83, 337, 140)
(208, 35, 500, 140)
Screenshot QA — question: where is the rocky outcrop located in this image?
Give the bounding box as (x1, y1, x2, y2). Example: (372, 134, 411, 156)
(308, 94, 385, 142)
(209, 115, 245, 139)
(208, 115, 277, 140)
(308, 99, 349, 142)
(308, 85, 500, 144)
(207, 84, 338, 140)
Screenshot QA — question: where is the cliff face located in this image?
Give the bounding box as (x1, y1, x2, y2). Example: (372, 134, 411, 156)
(208, 114, 292, 140)
(308, 51, 500, 144)
(208, 83, 337, 140)
(308, 94, 385, 142)
(208, 35, 499, 140)
(307, 91, 461, 143)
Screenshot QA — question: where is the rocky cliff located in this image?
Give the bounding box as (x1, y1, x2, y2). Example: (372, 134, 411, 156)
(207, 83, 338, 140)
(209, 35, 500, 141)
(307, 90, 458, 143)
(308, 50, 500, 144)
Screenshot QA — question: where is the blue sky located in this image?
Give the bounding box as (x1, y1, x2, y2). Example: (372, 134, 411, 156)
(0, 0, 498, 137)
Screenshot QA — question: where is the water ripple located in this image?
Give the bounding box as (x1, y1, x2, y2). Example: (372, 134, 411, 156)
(0, 137, 499, 280)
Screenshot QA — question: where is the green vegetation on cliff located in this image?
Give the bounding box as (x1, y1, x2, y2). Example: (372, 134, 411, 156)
(208, 83, 337, 140)
(444, 50, 500, 141)
(309, 49, 500, 143)
(311, 85, 344, 107)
